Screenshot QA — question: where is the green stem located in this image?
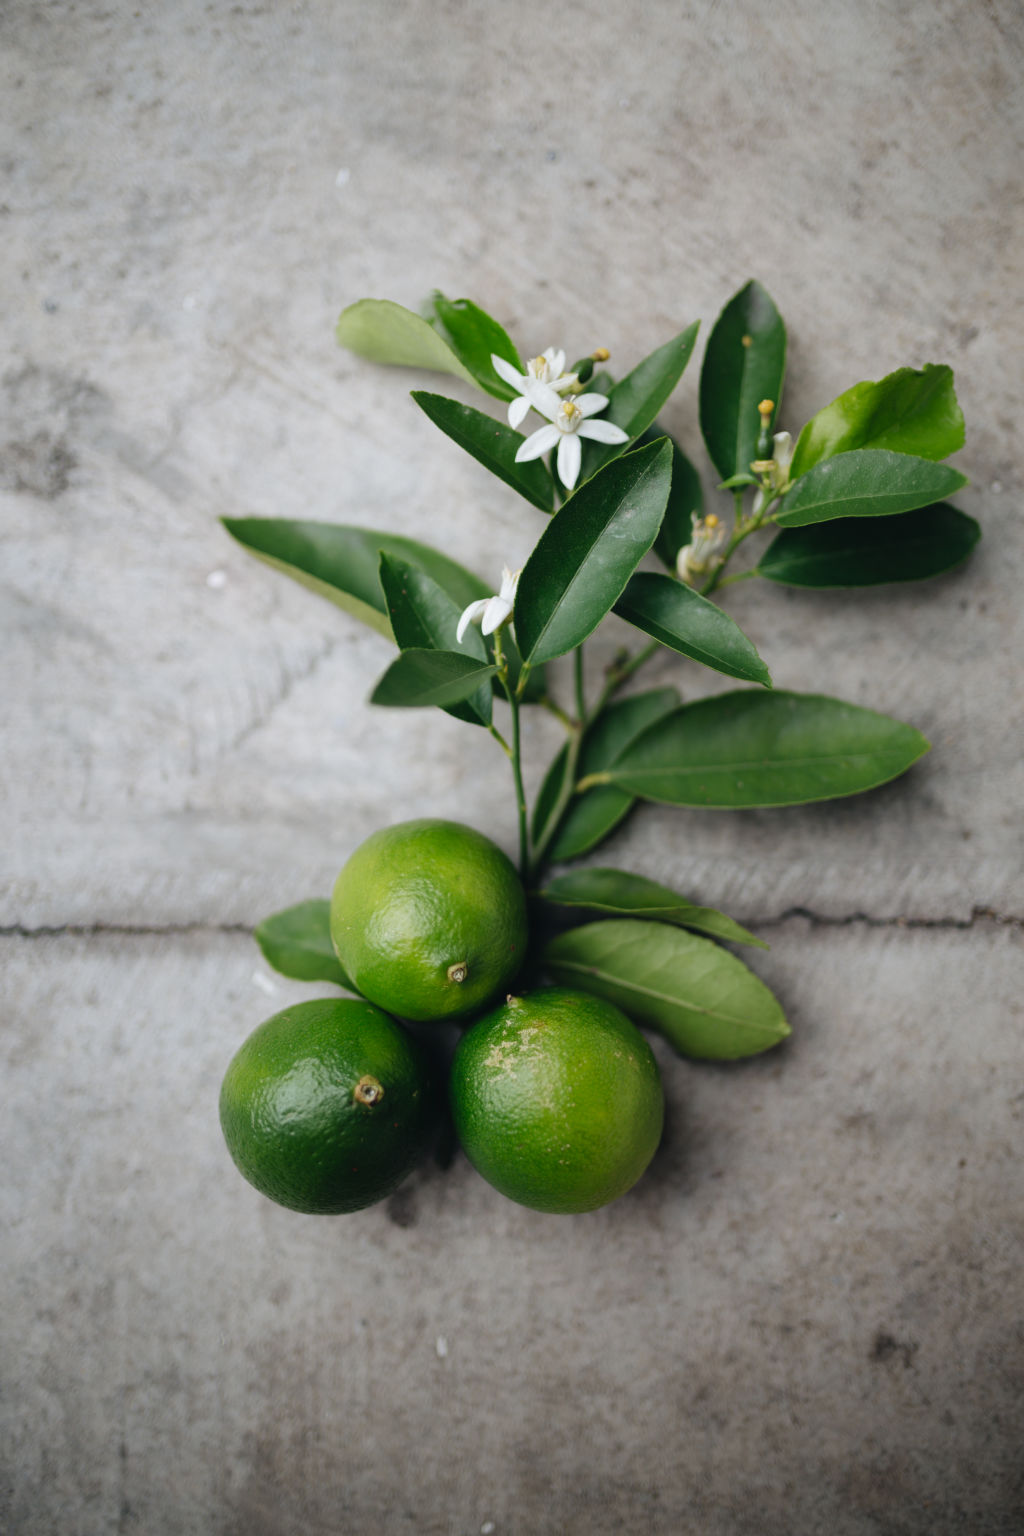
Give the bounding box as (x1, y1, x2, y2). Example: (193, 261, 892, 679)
(493, 630, 529, 880)
(573, 646, 586, 721)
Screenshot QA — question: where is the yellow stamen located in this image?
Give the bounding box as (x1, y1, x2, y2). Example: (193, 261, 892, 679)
(592, 347, 610, 362)
(705, 514, 719, 528)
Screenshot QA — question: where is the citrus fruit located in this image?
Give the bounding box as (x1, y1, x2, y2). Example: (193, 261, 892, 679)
(449, 987, 664, 1213)
(219, 997, 435, 1214)
(330, 819, 528, 1022)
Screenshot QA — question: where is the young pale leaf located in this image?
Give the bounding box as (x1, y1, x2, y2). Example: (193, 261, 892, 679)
(538, 869, 767, 949)
(426, 292, 523, 402)
(579, 323, 700, 481)
(370, 648, 497, 709)
(546, 688, 679, 862)
(336, 298, 477, 384)
(758, 503, 981, 587)
(700, 280, 787, 481)
(254, 900, 353, 987)
(645, 429, 704, 569)
(544, 919, 789, 1059)
(775, 449, 968, 527)
(515, 439, 673, 666)
(790, 363, 965, 480)
(411, 391, 554, 514)
(614, 572, 772, 687)
(378, 554, 492, 727)
(606, 689, 930, 807)
(221, 519, 489, 639)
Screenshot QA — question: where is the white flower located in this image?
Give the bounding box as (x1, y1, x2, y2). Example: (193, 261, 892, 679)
(676, 513, 727, 586)
(456, 565, 521, 644)
(513, 383, 629, 492)
(751, 431, 794, 515)
(491, 349, 578, 430)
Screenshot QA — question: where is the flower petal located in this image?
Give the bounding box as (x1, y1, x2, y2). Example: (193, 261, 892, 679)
(521, 376, 564, 421)
(574, 392, 610, 418)
(492, 354, 525, 389)
(557, 433, 582, 490)
(551, 372, 579, 395)
(456, 598, 489, 644)
(515, 423, 560, 462)
(499, 566, 521, 603)
(481, 594, 513, 636)
(578, 419, 630, 444)
(546, 348, 566, 376)
(507, 394, 531, 430)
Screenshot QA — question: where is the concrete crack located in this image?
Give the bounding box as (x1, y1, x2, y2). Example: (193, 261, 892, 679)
(1, 908, 1020, 940)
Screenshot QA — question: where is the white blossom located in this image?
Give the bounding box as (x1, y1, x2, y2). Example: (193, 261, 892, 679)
(676, 513, 728, 586)
(513, 382, 629, 492)
(752, 430, 794, 515)
(456, 565, 521, 644)
(492, 349, 578, 430)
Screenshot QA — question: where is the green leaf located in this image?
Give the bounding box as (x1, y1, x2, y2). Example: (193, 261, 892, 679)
(579, 323, 700, 481)
(774, 449, 968, 527)
(515, 439, 673, 666)
(606, 689, 930, 807)
(546, 689, 679, 863)
(412, 391, 554, 514)
(544, 919, 789, 1059)
(254, 900, 353, 987)
(538, 869, 767, 949)
(221, 519, 489, 639)
(700, 280, 787, 481)
(758, 503, 981, 587)
(646, 429, 704, 569)
(369, 648, 497, 709)
(336, 298, 477, 385)
(614, 572, 772, 687)
(378, 554, 492, 727)
(790, 363, 965, 480)
(426, 292, 523, 402)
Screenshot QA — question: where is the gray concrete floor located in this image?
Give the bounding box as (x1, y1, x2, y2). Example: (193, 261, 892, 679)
(3, 2, 1023, 1532)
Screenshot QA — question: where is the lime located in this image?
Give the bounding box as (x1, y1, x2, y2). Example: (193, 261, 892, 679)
(449, 987, 664, 1214)
(219, 997, 435, 1214)
(330, 819, 528, 1022)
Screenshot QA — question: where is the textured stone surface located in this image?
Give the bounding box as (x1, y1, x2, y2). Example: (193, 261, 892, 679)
(2, 0, 1023, 1531)
(4, 923, 1024, 1535)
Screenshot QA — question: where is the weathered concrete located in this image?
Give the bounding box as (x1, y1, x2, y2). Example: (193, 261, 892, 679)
(2, 0, 1023, 1531)
(5, 923, 1023, 1534)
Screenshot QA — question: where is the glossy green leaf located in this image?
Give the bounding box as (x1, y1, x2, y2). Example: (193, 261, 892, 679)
(700, 280, 786, 481)
(614, 572, 772, 687)
(515, 439, 673, 666)
(378, 554, 492, 727)
(254, 900, 353, 987)
(222, 519, 489, 639)
(544, 919, 789, 1059)
(544, 689, 679, 863)
(370, 648, 497, 709)
(758, 503, 981, 587)
(790, 363, 965, 480)
(774, 449, 968, 527)
(606, 689, 930, 807)
(579, 323, 700, 481)
(538, 869, 767, 949)
(412, 391, 554, 513)
(646, 429, 704, 569)
(336, 298, 477, 384)
(426, 292, 523, 402)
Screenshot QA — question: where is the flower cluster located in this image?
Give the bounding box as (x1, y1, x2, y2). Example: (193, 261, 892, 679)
(493, 347, 629, 493)
(676, 513, 727, 586)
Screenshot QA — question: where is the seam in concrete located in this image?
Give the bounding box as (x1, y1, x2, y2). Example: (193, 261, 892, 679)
(1, 907, 1020, 940)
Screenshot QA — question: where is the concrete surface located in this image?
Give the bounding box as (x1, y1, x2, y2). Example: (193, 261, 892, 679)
(2, 1, 1022, 1532)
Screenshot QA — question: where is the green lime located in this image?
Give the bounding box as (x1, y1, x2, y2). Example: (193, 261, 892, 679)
(219, 997, 435, 1214)
(449, 987, 664, 1214)
(330, 819, 528, 1022)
